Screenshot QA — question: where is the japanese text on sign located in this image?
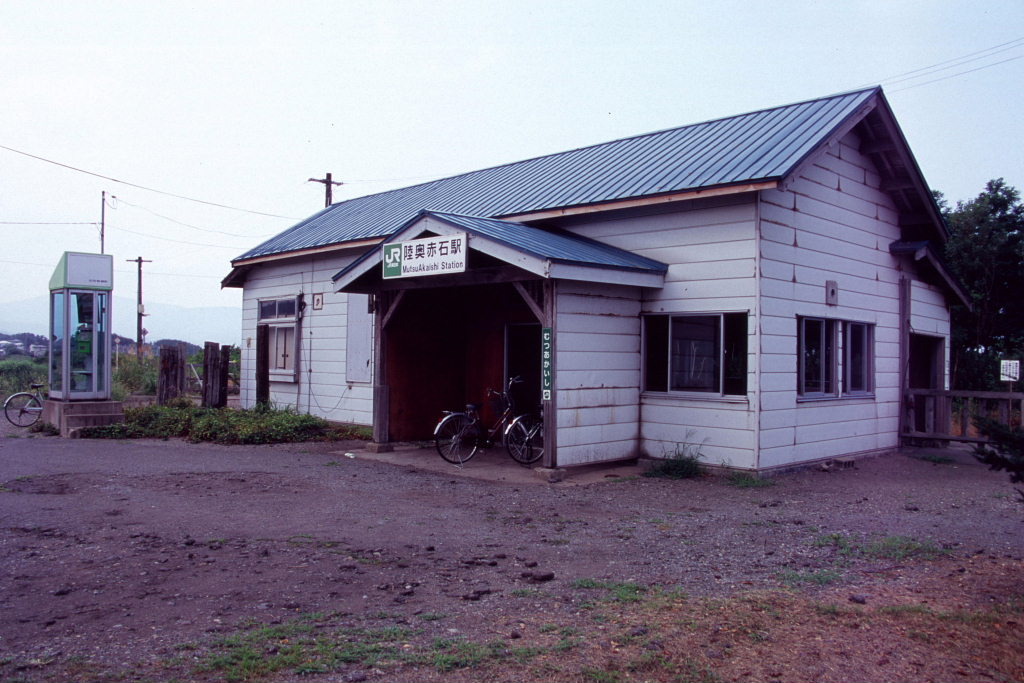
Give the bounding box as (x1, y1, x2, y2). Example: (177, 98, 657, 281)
(542, 327, 553, 400)
(382, 233, 467, 279)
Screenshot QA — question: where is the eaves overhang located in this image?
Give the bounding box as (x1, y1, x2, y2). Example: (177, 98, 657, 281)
(889, 240, 972, 310)
(332, 211, 668, 293)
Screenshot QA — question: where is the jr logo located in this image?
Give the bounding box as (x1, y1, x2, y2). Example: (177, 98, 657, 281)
(382, 244, 403, 278)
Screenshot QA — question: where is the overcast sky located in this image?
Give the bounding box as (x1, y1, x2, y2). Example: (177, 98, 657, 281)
(1, 1, 1022, 334)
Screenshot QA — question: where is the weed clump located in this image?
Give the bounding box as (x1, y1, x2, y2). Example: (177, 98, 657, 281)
(644, 439, 704, 479)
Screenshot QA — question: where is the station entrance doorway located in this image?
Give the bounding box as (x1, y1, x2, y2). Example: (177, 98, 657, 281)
(381, 281, 543, 442)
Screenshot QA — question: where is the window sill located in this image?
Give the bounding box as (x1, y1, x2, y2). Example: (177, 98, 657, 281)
(796, 394, 876, 403)
(269, 372, 297, 384)
(641, 391, 749, 405)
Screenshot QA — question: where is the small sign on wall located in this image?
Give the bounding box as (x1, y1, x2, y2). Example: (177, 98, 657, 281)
(541, 327, 553, 400)
(1000, 359, 1020, 383)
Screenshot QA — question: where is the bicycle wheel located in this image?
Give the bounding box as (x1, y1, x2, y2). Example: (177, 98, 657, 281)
(435, 414, 479, 465)
(506, 413, 544, 465)
(4, 393, 42, 427)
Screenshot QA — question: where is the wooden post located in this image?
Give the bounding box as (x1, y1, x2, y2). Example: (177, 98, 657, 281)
(158, 345, 184, 404)
(897, 278, 911, 440)
(255, 325, 270, 406)
(219, 345, 231, 408)
(201, 341, 230, 408)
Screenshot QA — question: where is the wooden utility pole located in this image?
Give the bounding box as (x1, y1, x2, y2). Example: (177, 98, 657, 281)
(308, 172, 343, 207)
(126, 257, 152, 357)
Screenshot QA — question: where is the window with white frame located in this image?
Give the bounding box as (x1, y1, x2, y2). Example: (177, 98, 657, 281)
(644, 312, 748, 395)
(259, 296, 300, 380)
(797, 316, 874, 397)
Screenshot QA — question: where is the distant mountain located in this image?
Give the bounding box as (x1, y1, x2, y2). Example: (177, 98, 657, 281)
(0, 296, 242, 346)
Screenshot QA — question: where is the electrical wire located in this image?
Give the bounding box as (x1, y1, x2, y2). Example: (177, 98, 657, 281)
(0, 257, 226, 280)
(868, 36, 1024, 87)
(0, 221, 97, 225)
(113, 224, 240, 249)
(0, 142, 298, 219)
(889, 55, 1024, 93)
(114, 197, 278, 239)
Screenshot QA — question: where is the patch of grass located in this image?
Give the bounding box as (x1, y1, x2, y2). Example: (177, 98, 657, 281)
(813, 532, 859, 556)
(777, 568, 843, 587)
(912, 452, 956, 465)
(428, 638, 542, 671)
(878, 603, 934, 616)
(417, 612, 446, 622)
(726, 472, 775, 488)
(194, 616, 414, 681)
(571, 578, 647, 602)
(862, 535, 947, 561)
(580, 667, 624, 683)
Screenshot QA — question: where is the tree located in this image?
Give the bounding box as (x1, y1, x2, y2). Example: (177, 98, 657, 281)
(940, 179, 1024, 390)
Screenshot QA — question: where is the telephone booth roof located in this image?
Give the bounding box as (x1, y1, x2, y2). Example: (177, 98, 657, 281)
(49, 252, 113, 292)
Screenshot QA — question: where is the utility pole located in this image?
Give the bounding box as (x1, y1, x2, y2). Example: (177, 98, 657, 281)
(126, 257, 152, 358)
(308, 172, 343, 207)
(100, 191, 116, 254)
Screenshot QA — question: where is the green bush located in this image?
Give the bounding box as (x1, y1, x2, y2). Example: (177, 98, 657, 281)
(78, 404, 363, 445)
(0, 357, 47, 397)
(112, 354, 158, 398)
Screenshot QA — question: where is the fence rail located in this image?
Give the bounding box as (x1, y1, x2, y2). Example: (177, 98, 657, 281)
(904, 388, 1024, 443)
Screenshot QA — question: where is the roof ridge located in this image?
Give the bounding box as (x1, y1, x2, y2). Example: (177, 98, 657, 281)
(322, 87, 883, 210)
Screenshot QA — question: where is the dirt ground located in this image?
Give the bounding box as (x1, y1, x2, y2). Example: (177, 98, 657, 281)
(1, 420, 1022, 683)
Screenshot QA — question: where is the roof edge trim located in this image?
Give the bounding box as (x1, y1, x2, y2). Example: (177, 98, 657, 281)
(500, 181, 779, 221)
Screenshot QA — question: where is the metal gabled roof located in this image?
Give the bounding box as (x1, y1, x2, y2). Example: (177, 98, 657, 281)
(233, 88, 881, 264)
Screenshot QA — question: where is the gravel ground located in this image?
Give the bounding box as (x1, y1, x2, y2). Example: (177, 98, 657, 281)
(0, 418, 1021, 681)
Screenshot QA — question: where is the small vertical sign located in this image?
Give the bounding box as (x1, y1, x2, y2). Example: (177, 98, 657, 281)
(541, 327, 553, 400)
(1000, 360, 1020, 383)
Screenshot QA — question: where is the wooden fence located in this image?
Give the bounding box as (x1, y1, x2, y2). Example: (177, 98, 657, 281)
(904, 388, 1024, 443)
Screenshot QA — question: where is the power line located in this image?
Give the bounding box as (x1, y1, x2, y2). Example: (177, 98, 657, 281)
(113, 224, 240, 249)
(0, 222, 96, 227)
(0, 257, 226, 280)
(868, 36, 1024, 87)
(114, 197, 277, 238)
(889, 54, 1024, 93)
(0, 142, 298, 219)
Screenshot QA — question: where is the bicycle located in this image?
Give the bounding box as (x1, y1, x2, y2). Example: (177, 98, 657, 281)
(4, 383, 46, 427)
(434, 376, 542, 466)
(505, 410, 544, 465)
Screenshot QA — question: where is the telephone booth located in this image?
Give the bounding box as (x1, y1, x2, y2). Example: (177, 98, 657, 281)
(48, 252, 114, 400)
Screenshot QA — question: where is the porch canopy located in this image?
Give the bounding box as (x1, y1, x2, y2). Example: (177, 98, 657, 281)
(332, 210, 667, 293)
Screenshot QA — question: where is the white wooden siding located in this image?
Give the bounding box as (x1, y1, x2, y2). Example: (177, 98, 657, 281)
(552, 281, 642, 466)
(564, 196, 759, 468)
(757, 130, 950, 468)
(239, 253, 373, 425)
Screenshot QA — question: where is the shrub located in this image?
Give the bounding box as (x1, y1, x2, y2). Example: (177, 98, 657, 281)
(78, 404, 355, 445)
(973, 417, 1024, 502)
(112, 354, 158, 397)
(0, 357, 47, 397)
